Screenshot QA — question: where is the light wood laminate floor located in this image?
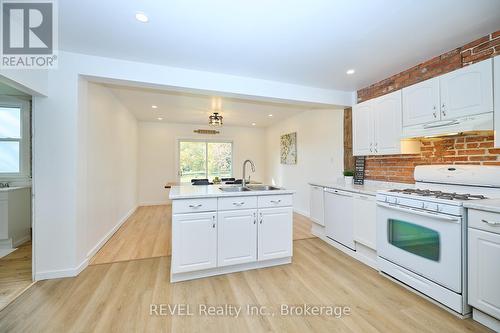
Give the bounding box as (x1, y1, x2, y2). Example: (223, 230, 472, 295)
(91, 205, 315, 265)
(91, 206, 172, 265)
(0, 238, 490, 332)
(0, 241, 32, 311)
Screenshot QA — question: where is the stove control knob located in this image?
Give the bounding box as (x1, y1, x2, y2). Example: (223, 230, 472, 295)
(422, 202, 426, 209)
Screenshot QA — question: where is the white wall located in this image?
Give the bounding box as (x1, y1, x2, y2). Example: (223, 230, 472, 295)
(265, 109, 344, 216)
(138, 122, 266, 205)
(85, 83, 138, 257)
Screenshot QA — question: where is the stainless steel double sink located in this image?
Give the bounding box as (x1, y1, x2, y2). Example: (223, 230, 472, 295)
(219, 185, 281, 192)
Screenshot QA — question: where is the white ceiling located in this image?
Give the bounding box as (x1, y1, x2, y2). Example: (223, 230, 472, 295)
(60, 1, 500, 92)
(106, 84, 321, 127)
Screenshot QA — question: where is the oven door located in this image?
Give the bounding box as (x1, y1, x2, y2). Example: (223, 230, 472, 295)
(377, 202, 462, 293)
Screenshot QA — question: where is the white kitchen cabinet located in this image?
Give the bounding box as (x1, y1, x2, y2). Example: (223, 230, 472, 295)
(468, 227, 500, 319)
(352, 101, 374, 155)
(440, 59, 493, 120)
(494, 56, 500, 148)
(258, 207, 293, 261)
(310, 185, 324, 226)
(324, 189, 355, 250)
(171, 212, 217, 273)
(217, 209, 257, 266)
(373, 91, 403, 155)
(402, 77, 440, 126)
(353, 194, 377, 249)
(353, 91, 418, 156)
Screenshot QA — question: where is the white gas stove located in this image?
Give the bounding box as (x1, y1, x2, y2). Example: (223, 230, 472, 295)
(376, 165, 500, 316)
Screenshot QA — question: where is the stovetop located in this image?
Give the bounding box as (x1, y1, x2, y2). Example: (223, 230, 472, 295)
(388, 188, 488, 201)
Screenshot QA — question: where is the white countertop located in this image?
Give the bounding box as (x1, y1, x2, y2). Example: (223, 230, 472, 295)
(463, 199, 500, 214)
(0, 186, 31, 192)
(308, 179, 414, 196)
(169, 185, 295, 200)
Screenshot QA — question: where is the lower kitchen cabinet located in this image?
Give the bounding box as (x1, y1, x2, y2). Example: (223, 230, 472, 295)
(171, 212, 217, 273)
(217, 209, 257, 267)
(468, 209, 500, 320)
(353, 194, 377, 249)
(258, 207, 293, 261)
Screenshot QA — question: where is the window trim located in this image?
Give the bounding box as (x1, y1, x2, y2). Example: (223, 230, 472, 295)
(0, 97, 31, 180)
(176, 138, 234, 182)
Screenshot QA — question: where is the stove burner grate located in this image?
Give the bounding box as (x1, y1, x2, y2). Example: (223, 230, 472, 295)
(388, 188, 487, 200)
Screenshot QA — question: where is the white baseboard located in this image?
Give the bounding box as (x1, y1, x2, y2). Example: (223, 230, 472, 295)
(473, 308, 500, 332)
(86, 205, 138, 259)
(35, 257, 89, 281)
(13, 234, 31, 247)
(293, 208, 310, 217)
(139, 201, 171, 206)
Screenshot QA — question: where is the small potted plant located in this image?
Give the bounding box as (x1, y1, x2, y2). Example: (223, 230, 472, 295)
(343, 170, 354, 185)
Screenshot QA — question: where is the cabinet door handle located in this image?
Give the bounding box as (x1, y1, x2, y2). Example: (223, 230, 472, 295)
(189, 204, 202, 208)
(259, 212, 263, 224)
(441, 104, 446, 117)
(270, 200, 282, 204)
(253, 212, 257, 224)
(232, 202, 245, 206)
(482, 219, 500, 226)
(212, 215, 216, 228)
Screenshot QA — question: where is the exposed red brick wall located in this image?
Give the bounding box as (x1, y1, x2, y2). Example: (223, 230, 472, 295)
(355, 30, 500, 183)
(365, 133, 499, 183)
(357, 30, 500, 103)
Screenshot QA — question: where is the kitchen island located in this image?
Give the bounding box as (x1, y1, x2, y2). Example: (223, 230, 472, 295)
(169, 184, 295, 282)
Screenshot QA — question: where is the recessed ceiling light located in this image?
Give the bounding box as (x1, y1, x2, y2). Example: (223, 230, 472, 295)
(135, 12, 149, 23)
(157, 117, 163, 121)
(251, 122, 256, 126)
(152, 105, 158, 109)
(268, 114, 273, 117)
(346, 69, 355, 75)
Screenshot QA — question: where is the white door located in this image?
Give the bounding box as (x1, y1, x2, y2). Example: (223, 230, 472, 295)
(494, 56, 500, 148)
(353, 194, 376, 249)
(402, 77, 440, 126)
(310, 186, 324, 226)
(218, 209, 257, 267)
(171, 212, 217, 273)
(468, 228, 500, 319)
(324, 189, 355, 250)
(440, 59, 493, 120)
(258, 207, 293, 261)
(373, 91, 402, 155)
(377, 202, 462, 292)
(353, 101, 374, 156)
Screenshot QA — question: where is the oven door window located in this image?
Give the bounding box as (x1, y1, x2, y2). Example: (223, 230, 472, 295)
(388, 219, 440, 261)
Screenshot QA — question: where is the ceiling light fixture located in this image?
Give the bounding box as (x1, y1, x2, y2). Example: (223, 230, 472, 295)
(268, 114, 273, 117)
(135, 12, 149, 23)
(157, 117, 163, 121)
(152, 105, 158, 109)
(208, 112, 223, 126)
(251, 122, 256, 126)
(346, 69, 355, 75)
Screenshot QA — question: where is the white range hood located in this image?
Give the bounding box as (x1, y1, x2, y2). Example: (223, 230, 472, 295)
(402, 112, 493, 138)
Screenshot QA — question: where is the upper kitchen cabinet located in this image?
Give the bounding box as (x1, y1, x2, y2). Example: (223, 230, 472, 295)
(352, 101, 374, 155)
(402, 77, 440, 126)
(440, 59, 493, 120)
(353, 91, 420, 156)
(495, 56, 500, 148)
(373, 91, 404, 155)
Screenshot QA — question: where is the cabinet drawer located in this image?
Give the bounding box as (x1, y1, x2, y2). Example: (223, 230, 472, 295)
(172, 198, 217, 214)
(258, 194, 293, 208)
(468, 209, 500, 234)
(218, 196, 257, 211)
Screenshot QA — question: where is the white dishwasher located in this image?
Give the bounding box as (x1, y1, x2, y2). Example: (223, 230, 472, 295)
(324, 188, 355, 250)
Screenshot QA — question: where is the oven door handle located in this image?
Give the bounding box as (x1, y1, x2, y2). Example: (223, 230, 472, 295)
(377, 202, 461, 223)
